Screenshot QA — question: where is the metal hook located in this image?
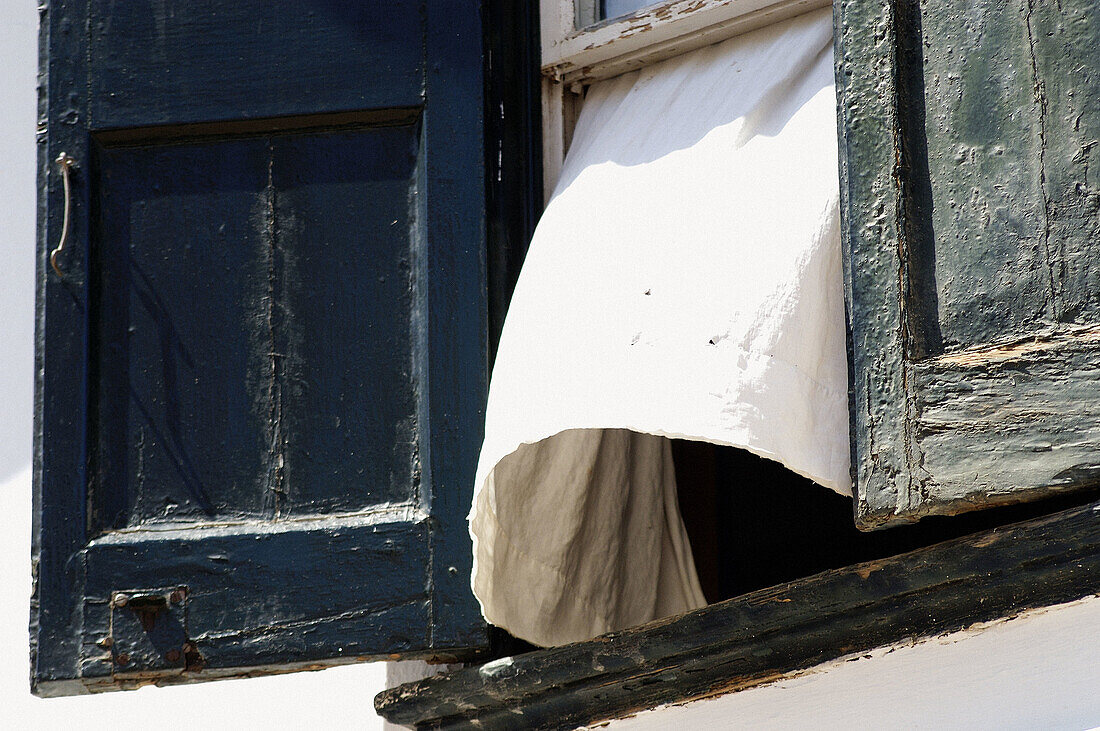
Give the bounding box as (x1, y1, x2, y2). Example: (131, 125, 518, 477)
(49, 152, 76, 278)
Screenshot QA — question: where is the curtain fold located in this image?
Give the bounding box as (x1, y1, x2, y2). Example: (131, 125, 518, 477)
(470, 7, 847, 647)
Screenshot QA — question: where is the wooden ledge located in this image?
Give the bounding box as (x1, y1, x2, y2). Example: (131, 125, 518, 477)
(376, 498, 1100, 729)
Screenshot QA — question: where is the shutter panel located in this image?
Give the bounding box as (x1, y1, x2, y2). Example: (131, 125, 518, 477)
(34, 0, 489, 694)
(836, 0, 1100, 528)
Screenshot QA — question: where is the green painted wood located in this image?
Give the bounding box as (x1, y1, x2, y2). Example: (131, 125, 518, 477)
(376, 496, 1100, 729)
(836, 0, 1100, 528)
(34, 0, 499, 695)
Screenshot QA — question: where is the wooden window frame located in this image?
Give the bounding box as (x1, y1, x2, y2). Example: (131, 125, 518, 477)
(539, 0, 831, 197)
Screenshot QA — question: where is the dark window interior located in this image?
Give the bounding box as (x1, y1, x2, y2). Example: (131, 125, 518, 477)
(673, 439, 1100, 603)
(487, 437, 1100, 659)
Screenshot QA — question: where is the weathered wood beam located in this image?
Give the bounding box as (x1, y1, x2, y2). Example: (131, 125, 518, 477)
(542, 0, 832, 85)
(376, 498, 1100, 729)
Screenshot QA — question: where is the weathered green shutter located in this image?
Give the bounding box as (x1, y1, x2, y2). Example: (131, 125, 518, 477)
(34, 0, 491, 694)
(836, 0, 1100, 528)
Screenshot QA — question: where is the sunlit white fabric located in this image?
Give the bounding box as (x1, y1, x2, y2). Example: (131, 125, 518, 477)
(469, 8, 847, 647)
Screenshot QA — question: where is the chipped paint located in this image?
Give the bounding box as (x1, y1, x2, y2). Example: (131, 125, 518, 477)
(543, 0, 831, 84)
(594, 596, 1100, 730)
(839, 0, 1100, 527)
(929, 325, 1100, 367)
(376, 501, 1100, 728)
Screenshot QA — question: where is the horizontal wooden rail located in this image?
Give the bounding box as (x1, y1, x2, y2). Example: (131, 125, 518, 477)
(377, 497, 1100, 729)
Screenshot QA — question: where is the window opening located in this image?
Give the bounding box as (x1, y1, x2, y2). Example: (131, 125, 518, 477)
(504, 0, 1100, 658)
(480, 442, 1100, 655)
(601, 0, 660, 21)
(674, 440, 1100, 604)
(575, 0, 662, 29)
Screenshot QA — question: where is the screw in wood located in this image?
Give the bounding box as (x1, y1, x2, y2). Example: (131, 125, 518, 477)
(115, 653, 130, 666)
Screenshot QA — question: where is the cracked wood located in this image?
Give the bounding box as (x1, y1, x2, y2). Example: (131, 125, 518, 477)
(837, 0, 1100, 527)
(376, 496, 1100, 729)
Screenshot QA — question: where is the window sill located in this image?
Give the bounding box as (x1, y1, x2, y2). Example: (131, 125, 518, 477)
(376, 497, 1100, 729)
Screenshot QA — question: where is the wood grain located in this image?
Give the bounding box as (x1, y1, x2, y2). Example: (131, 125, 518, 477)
(837, 0, 1100, 527)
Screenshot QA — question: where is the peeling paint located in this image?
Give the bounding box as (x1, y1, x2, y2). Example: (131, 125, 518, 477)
(930, 325, 1100, 367)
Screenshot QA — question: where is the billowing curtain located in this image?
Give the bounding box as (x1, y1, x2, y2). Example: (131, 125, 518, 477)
(470, 8, 847, 647)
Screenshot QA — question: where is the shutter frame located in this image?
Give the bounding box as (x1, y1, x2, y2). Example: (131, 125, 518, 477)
(32, 0, 508, 695)
(836, 0, 1100, 528)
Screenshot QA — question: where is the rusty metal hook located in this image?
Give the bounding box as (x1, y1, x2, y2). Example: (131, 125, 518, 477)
(49, 152, 76, 278)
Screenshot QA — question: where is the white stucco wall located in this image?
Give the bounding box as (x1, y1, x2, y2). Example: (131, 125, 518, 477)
(604, 597, 1100, 731)
(4, 4, 1099, 730)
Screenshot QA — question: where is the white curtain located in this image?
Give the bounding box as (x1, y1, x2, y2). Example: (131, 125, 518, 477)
(469, 7, 848, 648)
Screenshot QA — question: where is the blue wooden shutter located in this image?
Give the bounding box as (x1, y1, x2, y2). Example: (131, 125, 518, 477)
(836, 0, 1100, 528)
(34, 0, 489, 694)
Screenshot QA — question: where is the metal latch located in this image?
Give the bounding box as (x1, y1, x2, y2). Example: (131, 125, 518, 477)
(105, 587, 200, 675)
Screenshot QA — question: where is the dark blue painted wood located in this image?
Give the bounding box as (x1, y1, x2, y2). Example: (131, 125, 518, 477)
(34, 0, 95, 689)
(35, 0, 493, 695)
(78, 514, 434, 688)
(484, 0, 543, 360)
(92, 124, 425, 527)
(273, 126, 421, 514)
(92, 137, 272, 527)
(88, 0, 424, 129)
(421, 1, 489, 651)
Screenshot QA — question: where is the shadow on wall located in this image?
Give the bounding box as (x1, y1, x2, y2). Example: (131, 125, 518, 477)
(0, 1, 38, 482)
